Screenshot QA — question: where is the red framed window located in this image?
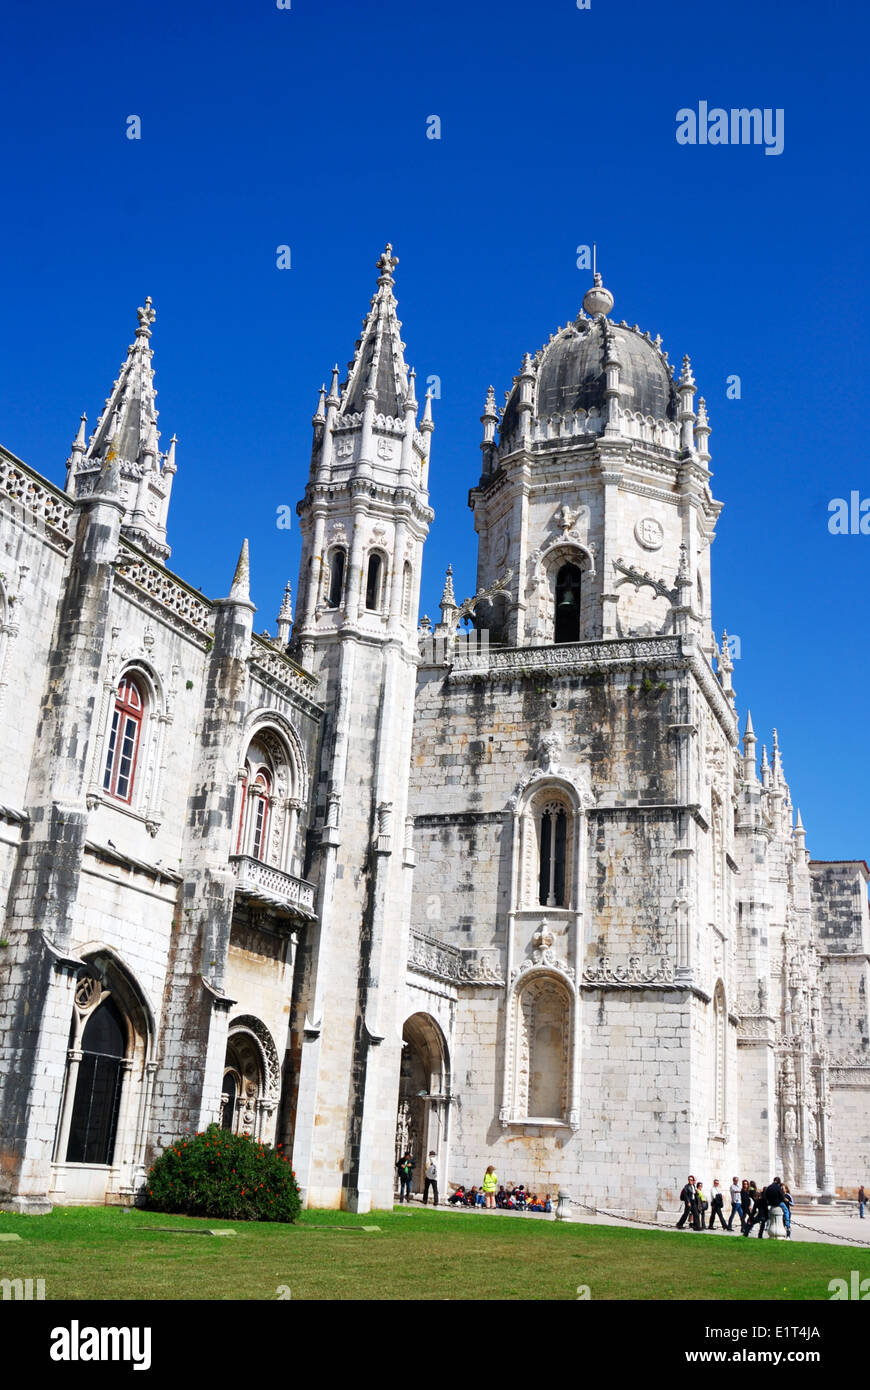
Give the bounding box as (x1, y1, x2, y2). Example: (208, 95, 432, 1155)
(249, 771, 271, 860)
(236, 766, 271, 860)
(103, 677, 143, 803)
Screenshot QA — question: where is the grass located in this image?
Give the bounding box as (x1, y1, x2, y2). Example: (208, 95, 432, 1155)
(0, 1204, 865, 1300)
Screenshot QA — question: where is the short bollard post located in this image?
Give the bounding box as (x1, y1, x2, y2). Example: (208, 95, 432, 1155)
(555, 1189, 572, 1222)
(766, 1205, 787, 1239)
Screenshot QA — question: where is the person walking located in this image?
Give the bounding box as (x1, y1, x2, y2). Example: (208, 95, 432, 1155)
(859, 1184, 866, 1219)
(739, 1180, 752, 1234)
(749, 1182, 771, 1238)
(696, 1181, 709, 1230)
(709, 1179, 728, 1230)
(761, 1176, 786, 1238)
(396, 1150, 414, 1204)
(482, 1164, 498, 1209)
(726, 1176, 742, 1231)
(423, 1151, 438, 1206)
(677, 1175, 699, 1230)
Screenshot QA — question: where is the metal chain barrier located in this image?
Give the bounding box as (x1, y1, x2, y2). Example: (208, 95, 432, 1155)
(565, 1196, 870, 1246)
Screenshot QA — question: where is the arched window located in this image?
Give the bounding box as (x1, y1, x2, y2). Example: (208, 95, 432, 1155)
(538, 800, 568, 907)
(512, 976, 571, 1122)
(249, 770, 271, 860)
(103, 676, 144, 803)
(401, 561, 413, 621)
(66, 995, 126, 1165)
(365, 552, 384, 611)
(236, 759, 272, 861)
(554, 563, 582, 644)
(713, 980, 726, 1130)
(327, 550, 345, 608)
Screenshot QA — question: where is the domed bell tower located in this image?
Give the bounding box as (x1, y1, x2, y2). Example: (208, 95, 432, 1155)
(469, 272, 720, 655)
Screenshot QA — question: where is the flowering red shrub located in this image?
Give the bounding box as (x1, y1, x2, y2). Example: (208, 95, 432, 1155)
(142, 1124, 301, 1222)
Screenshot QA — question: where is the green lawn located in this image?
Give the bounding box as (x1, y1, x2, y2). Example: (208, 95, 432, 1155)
(0, 1205, 864, 1300)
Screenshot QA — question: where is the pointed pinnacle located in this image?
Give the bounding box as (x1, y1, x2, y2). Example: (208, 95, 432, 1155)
(744, 709, 755, 738)
(277, 579, 293, 620)
(229, 539, 251, 602)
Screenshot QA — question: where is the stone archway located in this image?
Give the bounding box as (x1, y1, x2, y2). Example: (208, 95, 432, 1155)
(221, 1016, 281, 1144)
(395, 1013, 450, 1197)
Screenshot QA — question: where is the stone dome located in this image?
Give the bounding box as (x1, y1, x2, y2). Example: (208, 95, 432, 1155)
(501, 316, 678, 439)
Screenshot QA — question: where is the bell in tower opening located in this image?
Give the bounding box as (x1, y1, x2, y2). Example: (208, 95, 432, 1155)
(554, 562, 582, 643)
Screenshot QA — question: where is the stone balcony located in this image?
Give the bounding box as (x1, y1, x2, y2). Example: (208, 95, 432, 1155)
(228, 855, 316, 920)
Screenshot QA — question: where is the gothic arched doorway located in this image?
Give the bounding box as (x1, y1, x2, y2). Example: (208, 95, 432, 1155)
(221, 1016, 281, 1144)
(395, 1013, 450, 1199)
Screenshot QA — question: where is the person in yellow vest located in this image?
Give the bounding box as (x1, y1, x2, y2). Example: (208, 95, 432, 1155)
(482, 1165, 498, 1209)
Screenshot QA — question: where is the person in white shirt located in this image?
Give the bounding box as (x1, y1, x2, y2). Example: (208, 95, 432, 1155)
(726, 1176, 742, 1231)
(423, 1152, 439, 1206)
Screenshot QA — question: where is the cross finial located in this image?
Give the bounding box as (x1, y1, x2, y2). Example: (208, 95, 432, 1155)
(376, 243, 398, 283)
(136, 296, 156, 334)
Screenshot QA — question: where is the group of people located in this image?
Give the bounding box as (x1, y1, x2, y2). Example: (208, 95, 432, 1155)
(447, 1181, 553, 1212)
(395, 1152, 552, 1213)
(677, 1175, 793, 1237)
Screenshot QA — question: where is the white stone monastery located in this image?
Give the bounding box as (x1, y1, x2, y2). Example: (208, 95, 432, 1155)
(0, 247, 867, 1219)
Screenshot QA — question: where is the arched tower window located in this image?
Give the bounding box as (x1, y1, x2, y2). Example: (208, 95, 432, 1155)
(538, 800, 569, 908)
(554, 563, 582, 644)
(103, 676, 144, 803)
(713, 980, 726, 1130)
(327, 549, 345, 608)
(365, 552, 384, 611)
(401, 561, 413, 621)
(66, 994, 127, 1165)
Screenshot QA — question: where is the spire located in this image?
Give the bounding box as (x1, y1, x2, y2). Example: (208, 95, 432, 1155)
(71, 297, 175, 562)
(85, 298, 159, 471)
(313, 385, 327, 423)
(761, 743, 770, 787)
(327, 364, 341, 407)
(794, 807, 807, 852)
(229, 539, 251, 603)
(437, 564, 458, 634)
(65, 412, 88, 494)
(718, 631, 735, 705)
(164, 434, 178, 473)
(340, 244, 410, 418)
(772, 726, 784, 784)
(276, 580, 293, 645)
(742, 709, 758, 782)
(695, 396, 711, 464)
(440, 564, 456, 610)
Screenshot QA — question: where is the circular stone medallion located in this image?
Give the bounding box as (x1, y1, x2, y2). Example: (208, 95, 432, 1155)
(635, 517, 664, 551)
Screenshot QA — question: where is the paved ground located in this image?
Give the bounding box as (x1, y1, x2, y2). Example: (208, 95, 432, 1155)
(402, 1199, 870, 1248)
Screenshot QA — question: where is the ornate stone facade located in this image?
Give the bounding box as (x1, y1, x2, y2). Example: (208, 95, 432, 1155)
(0, 252, 867, 1219)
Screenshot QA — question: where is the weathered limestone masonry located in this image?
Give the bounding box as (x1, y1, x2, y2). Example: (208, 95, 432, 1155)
(0, 255, 866, 1218)
(0, 458, 123, 1211)
(811, 861, 870, 1188)
(0, 298, 321, 1211)
(289, 246, 432, 1211)
(404, 270, 869, 1218)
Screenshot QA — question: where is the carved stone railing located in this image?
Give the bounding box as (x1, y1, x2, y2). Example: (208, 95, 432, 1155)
(0, 448, 75, 544)
(408, 930, 504, 986)
(249, 635, 321, 706)
(229, 855, 316, 916)
(451, 635, 682, 680)
(114, 545, 213, 638)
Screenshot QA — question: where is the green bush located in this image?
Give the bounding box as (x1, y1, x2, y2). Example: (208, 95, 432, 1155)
(142, 1123, 301, 1223)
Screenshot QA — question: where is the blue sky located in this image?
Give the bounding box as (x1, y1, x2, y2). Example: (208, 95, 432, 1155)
(1, 0, 868, 859)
